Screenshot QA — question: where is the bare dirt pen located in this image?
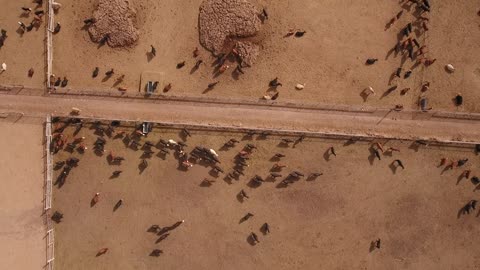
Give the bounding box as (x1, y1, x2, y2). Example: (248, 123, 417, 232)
(52, 118, 480, 270)
(0, 117, 46, 269)
(51, 0, 480, 112)
(0, 0, 46, 89)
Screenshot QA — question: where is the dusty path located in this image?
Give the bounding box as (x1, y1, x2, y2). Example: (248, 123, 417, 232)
(0, 93, 479, 144)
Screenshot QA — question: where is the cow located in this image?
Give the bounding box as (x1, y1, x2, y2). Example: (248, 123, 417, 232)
(239, 189, 249, 199)
(53, 22, 61, 34)
(207, 81, 219, 89)
(84, 18, 96, 26)
(262, 223, 270, 234)
(92, 67, 99, 78)
(366, 58, 378, 65)
(269, 77, 282, 87)
(150, 45, 156, 57)
(176, 61, 185, 69)
(250, 232, 259, 243)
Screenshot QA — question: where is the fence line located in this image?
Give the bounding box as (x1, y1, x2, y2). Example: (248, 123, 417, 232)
(46, 0, 54, 90)
(46, 226, 55, 270)
(45, 114, 54, 270)
(54, 115, 480, 148)
(45, 115, 53, 210)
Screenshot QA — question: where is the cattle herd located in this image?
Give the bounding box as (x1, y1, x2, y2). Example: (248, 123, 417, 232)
(1, 0, 476, 110)
(50, 117, 480, 258)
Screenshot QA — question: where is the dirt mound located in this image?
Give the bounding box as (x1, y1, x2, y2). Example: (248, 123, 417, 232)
(235, 41, 259, 67)
(88, 0, 139, 47)
(199, 0, 262, 63)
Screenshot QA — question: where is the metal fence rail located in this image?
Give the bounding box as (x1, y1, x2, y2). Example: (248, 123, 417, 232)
(45, 115, 53, 210)
(46, 226, 55, 270)
(53, 115, 480, 148)
(45, 114, 54, 270)
(46, 0, 54, 90)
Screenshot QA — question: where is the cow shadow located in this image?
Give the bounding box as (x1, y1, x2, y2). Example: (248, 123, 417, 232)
(146, 52, 154, 62)
(369, 241, 376, 253)
(368, 148, 377, 166)
(138, 161, 147, 174)
(456, 173, 465, 185)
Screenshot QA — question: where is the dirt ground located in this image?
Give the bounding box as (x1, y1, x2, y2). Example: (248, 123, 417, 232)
(0, 0, 46, 89)
(52, 120, 480, 270)
(51, 0, 480, 112)
(0, 118, 46, 269)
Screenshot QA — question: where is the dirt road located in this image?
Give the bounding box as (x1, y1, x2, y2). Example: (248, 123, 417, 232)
(0, 92, 479, 144)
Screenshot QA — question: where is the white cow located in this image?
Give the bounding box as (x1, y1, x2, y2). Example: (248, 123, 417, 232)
(209, 149, 218, 157)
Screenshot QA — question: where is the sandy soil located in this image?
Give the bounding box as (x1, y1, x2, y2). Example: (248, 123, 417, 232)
(0, 118, 46, 269)
(0, 0, 46, 89)
(52, 121, 480, 270)
(51, 0, 480, 112)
